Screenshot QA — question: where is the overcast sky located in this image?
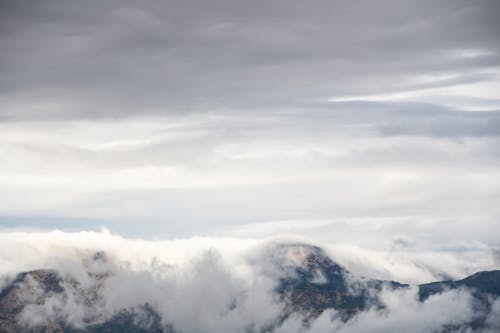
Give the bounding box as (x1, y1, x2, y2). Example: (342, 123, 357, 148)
(1, 0, 499, 248)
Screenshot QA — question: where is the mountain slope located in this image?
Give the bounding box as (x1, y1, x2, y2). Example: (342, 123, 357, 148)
(0, 243, 499, 333)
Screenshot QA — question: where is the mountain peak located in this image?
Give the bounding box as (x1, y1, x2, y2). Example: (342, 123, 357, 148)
(264, 242, 347, 281)
(1, 247, 499, 333)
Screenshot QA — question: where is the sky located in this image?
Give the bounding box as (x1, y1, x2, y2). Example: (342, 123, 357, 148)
(1, 2, 500, 331)
(1, 0, 499, 249)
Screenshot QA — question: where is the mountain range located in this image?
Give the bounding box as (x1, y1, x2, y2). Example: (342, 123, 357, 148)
(0, 243, 499, 333)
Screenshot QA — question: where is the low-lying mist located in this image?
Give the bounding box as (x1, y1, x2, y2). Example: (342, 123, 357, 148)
(0, 229, 499, 333)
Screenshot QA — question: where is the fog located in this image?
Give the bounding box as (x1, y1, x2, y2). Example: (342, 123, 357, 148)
(1, 230, 499, 332)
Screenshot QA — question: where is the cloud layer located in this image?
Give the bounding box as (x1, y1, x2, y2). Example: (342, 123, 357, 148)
(1, 230, 499, 332)
(1, 0, 500, 119)
(1, 0, 499, 239)
(1, 109, 499, 242)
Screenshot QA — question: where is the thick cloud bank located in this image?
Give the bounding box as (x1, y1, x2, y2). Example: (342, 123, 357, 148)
(1, 230, 499, 332)
(2, 0, 500, 119)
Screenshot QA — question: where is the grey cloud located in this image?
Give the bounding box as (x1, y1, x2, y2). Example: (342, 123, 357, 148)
(375, 108, 500, 137)
(288, 102, 500, 138)
(1, 0, 499, 120)
(0, 1, 499, 269)
(493, 249, 500, 265)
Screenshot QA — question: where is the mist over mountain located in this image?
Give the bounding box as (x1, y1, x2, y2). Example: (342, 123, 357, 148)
(1, 0, 499, 331)
(0, 231, 499, 333)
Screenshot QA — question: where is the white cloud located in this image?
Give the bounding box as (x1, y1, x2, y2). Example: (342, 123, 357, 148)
(1, 230, 499, 332)
(328, 69, 500, 111)
(1, 112, 498, 242)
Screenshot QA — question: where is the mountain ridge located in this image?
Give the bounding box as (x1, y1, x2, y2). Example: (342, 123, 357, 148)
(1, 243, 499, 333)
